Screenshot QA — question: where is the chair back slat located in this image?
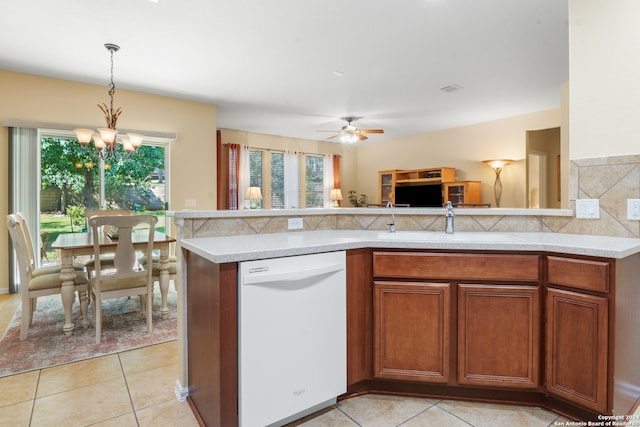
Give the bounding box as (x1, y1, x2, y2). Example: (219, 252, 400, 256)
(85, 210, 131, 236)
(88, 214, 157, 289)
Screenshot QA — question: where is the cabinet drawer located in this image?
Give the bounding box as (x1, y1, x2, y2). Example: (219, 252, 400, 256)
(547, 256, 609, 293)
(373, 252, 539, 282)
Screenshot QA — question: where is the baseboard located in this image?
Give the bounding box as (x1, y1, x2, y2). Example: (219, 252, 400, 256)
(175, 379, 189, 401)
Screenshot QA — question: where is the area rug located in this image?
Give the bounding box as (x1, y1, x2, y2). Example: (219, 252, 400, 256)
(0, 285, 177, 378)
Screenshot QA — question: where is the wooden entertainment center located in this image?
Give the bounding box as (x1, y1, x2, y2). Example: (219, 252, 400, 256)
(378, 167, 482, 207)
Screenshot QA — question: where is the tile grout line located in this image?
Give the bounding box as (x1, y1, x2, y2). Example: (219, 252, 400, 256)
(117, 353, 141, 426)
(27, 370, 42, 427)
(431, 401, 477, 427)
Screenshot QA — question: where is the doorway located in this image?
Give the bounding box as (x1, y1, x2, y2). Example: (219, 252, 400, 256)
(526, 128, 561, 209)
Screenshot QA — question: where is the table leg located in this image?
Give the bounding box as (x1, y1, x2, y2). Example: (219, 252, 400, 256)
(59, 250, 76, 336)
(159, 245, 170, 318)
(78, 289, 89, 328)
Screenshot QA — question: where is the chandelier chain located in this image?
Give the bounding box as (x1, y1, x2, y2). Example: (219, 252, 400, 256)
(108, 47, 116, 114)
(74, 43, 142, 162)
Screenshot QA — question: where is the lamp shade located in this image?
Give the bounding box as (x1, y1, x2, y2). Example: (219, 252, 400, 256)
(483, 159, 513, 169)
(97, 128, 117, 145)
(93, 134, 106, 150)
(245, 186, 262, 200)
(73, 128, 94, 146)
(127, 133, 144, 148)
(330, 188, 343, 207)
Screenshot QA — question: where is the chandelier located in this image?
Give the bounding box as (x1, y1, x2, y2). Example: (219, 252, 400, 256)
(74, 43, 144, 160)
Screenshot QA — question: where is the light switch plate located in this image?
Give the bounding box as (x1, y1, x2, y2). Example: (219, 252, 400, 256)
(288, 218, 303, 229)
(627, 199, 640, 220)
(575, 199, 600, 219)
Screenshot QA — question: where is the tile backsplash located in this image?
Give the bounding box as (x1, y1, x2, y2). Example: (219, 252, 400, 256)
(179, 154, 640, 240)
(565, 154, 640, 238)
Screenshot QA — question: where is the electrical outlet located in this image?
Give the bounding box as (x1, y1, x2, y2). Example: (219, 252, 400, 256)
(288, 217, 303, 230)
(627, 199, 640, 220)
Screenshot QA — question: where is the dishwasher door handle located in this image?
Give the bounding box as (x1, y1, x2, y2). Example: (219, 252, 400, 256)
(242, 263, 344, 285)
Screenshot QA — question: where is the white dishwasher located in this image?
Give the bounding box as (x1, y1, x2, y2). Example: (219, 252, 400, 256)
(238, 251, 346, 427)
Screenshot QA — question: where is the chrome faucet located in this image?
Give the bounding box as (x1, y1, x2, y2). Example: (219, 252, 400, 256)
(445, 201, 454, 234)
(388, 211, 396, 233)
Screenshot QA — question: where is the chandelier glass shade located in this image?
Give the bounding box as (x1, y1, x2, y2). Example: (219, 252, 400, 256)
(73, 43, 144, 160)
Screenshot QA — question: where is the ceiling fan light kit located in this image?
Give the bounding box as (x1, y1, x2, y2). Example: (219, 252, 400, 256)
(318, 116, 384, 144)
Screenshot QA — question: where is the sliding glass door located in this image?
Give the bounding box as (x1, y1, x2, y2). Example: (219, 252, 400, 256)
(39, 131, 170, 262)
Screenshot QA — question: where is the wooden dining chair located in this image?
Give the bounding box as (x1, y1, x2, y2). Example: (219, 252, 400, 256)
(7, 213, 89, 340)
(82, 209, 131, 277)
(14, 213, 86, 276)
(88, 214, 157, 344)
(40, 232, 49, 261)
(139, 251, 177, 315)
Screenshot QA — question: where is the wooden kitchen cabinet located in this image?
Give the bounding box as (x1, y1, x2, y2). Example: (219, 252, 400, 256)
(545, 255, 612, 414)
(372, 252, 540, 388)
(182, 240, 640, 425)
(443, 181, 482, 206)
(458, 284, 540, 388)
(546, 287, 609, 413)
(346, 249, 373, 388)
(373, 281, 450, 383)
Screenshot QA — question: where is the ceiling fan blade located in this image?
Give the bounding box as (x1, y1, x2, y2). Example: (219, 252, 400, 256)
(326, 134, 340, 140)
(360, 129, 384, 134)
(317, 130, 340, 132)
(358, 134, 368, 141)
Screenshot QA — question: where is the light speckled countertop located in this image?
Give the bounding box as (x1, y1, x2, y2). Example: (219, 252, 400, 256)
(171, 207, 574, 218)
(180, 230, 640, 263)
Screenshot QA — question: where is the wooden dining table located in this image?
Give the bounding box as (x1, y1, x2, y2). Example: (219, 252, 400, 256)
(51, 230, 176, 336)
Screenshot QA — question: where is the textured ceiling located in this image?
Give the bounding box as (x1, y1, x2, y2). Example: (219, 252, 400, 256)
(0, 0, 568, 143)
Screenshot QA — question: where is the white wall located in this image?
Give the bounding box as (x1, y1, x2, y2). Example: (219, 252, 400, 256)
(354, 109, 561, 208)
(569, 0, 640, 159)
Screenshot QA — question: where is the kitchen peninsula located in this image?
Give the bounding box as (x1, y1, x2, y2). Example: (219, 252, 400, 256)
(171, 209, 640, 426)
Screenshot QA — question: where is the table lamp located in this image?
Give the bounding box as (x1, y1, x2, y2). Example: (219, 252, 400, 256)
(330, 188, 343, 207)
(245, 186, 262, 209)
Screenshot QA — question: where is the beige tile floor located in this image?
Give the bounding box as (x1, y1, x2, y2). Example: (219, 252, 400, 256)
(0, 293, 635, 426)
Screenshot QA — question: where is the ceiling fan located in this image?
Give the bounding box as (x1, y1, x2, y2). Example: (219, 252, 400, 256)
(318, 116, 384, 143)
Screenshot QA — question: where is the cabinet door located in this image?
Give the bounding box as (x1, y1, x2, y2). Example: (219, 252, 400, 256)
(444, 183, 465, 205)
(374, 281, 450, 383)
(443, 181, 481, 206)
(546, 288, 608, 413)
(458, 284, 540, 389)
(378, 171, 395, 204)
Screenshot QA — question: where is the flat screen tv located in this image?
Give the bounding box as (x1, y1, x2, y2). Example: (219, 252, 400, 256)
(395, 184, 443, 207)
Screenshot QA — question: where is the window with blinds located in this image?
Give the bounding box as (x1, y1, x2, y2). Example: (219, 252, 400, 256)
(249, 149, 264, 209)
(270, 151, 285, 209)
(305, 154, 324, 208)
(245, 148, 334, 209)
